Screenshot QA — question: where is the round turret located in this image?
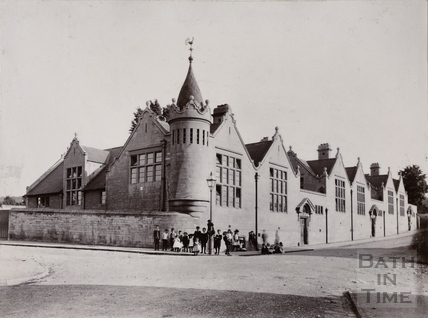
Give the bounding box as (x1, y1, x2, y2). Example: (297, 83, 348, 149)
(167, 54, 214, 218)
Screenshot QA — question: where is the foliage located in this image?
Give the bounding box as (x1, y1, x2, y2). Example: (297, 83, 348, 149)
(400, 165, 428, 207)
(129, 107, 143, 134)
(129, 100, 169, 134)
(2, 196, 17, 205)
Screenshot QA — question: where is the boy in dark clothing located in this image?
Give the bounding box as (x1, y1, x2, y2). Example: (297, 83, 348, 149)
(200, 228, 208, 254)
(182, 232, 189, 252)
(193, 226, 201, 244)
(153, 225, 161, 250)
(213, 229, 222, 255)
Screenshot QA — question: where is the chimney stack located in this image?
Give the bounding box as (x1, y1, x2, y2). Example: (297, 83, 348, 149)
(317, 143, 331, 160)
(370, 163, 380, 176)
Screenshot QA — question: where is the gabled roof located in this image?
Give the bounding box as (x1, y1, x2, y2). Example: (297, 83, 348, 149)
(81, 145, 109, 164)
(393, 179, 400, 192)
(83, 146, 122, 191)
(84, 166, 107, 191)
(210, 122, 222, 134)
(245, 140, 273, 167)
(287, 151, 315, 176)
(345, 167, 358, 183)
(306, 158, 336, 176)
(365, 174, 388, 189)
(26, 161, 64, 196)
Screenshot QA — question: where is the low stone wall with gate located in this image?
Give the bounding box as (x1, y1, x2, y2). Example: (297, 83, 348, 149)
(8, 208, 198, 248)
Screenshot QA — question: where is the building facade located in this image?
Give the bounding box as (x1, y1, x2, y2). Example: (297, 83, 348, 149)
(23, 53, 418, 247)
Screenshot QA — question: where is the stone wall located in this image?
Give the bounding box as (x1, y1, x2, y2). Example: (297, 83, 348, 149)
(9, 208, 197, 248)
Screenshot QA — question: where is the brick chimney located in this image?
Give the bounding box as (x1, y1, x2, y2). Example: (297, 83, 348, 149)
(317, 143, 331, 160)
(370, 163, 380, 176)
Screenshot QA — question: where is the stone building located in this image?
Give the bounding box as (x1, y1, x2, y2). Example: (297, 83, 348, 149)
(21, 52, 418, 248)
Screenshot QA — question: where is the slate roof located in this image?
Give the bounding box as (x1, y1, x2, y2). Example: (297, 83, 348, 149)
(81, 146, 109, 164)
(83, 146, 122, 191)
(210, 122, 222, 134)
(393, 179, 400, 191)
(306, 158, 337, 176)
(245, 140, 273, 167)
(26, 161, 64, 196)
(365, 174, 388, 189)
(345, 167, 358, 183)
(177, 63, 203, 109)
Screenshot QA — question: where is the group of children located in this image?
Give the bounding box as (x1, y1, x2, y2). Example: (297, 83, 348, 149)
(155, 225, 244, 256)
(261, 242, 284, 254)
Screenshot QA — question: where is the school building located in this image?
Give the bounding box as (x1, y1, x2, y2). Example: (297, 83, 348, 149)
(14, 51, 418, 248)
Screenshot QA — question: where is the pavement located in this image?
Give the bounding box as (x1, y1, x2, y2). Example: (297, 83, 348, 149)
(0, 229, 422, 318)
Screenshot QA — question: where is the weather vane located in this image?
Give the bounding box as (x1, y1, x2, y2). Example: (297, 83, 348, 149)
(185, 37, 194, 62)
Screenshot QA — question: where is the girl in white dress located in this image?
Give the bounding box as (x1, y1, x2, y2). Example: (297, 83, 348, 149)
(193, 237, 201, 256)
(173, 235, 182, 252)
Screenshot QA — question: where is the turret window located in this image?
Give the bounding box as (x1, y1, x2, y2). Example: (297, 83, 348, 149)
(176, 130, 180, 144)
(190, 128, 193, 143)
(183, 129, 186, 143)
(203, 130, 205, 145)
(130, 151, 162, 183)
(215, 153, 242, 208)
(197, 129, 200, 144)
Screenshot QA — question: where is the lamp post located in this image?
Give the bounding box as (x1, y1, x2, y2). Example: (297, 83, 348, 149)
(255, 172, 259, 239)
(206, 172, 216, 255)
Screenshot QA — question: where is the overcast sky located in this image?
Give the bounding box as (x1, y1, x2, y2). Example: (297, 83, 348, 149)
(1, 0, 427, 197)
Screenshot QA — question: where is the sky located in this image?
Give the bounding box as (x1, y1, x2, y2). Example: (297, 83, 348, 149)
(0, 0, 427, 197)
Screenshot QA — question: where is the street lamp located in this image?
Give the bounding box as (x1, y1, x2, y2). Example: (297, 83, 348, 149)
(206, 172, 216, 255)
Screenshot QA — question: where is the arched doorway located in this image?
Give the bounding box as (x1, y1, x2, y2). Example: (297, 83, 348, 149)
(296, 198, 315, 245)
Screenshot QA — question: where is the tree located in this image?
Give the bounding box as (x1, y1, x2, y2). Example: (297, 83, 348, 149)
(2, 196, 17, 205)
(400, 165, 428, 206)
(129, 107, 143, 134)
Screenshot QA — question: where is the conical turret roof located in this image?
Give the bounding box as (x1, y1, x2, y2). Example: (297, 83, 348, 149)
(177, 60, 203, 109)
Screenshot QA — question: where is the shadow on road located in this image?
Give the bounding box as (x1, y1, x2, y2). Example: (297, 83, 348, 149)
(0, 285, 354, 318)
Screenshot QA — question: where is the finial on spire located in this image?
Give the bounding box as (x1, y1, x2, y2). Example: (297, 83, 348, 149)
(185, 37, 194, 63)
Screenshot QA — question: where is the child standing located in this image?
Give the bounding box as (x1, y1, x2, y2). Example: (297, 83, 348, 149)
(182, 232, 189, 252)
(188, 234, 194, 253)
(193, 237, 201, 256)
(173, 234, 182, 252)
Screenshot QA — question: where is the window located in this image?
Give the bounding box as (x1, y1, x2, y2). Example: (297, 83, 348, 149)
(335, 179, 346, 212)
(130, 151, 163, 183)
(400, 194, 405, 216)
(190, 128, 193, 143)
(66, 166, 83, 206)
(101, 191, 106, 205)
(388, 191, 394, 214)
(270, 168, 287, 212)
(37, 196, 49, 208)
(176, 130, 180, 144)
(197, 129, 200, 144)
(183, 128, 186, 143)
(357, 185, 365, 215)
(216, 153, 242, 208)
(315, 205, 323, 214)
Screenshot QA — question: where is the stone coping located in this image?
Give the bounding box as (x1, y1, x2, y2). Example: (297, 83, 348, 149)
(10, 208, 192, 217)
